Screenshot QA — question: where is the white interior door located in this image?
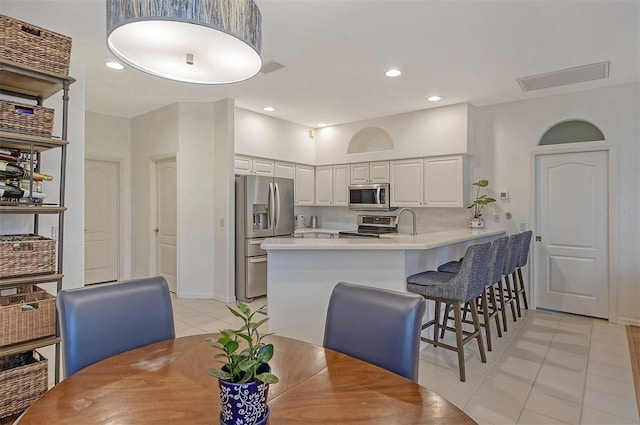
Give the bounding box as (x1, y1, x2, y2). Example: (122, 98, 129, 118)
(534, 150, 609, 318)
(156, 158, 177, 293)
(84, 159, 119, 284)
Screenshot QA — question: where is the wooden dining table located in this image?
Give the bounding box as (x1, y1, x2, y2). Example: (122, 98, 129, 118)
(18, 334, 476, 424)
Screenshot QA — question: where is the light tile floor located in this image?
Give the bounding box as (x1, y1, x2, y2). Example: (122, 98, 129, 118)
(171, 294, 639, 425)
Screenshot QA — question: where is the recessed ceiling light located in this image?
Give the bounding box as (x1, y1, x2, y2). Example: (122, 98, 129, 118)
(427, 95, 442, 102)
(317, 123, 327, 128)
(105, 61, 124, 70)
(385, 69, 401, 77)
(263, 106, 275, 112)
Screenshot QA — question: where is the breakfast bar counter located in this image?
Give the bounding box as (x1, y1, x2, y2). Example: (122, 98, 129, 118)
(262, 228, 505, 345)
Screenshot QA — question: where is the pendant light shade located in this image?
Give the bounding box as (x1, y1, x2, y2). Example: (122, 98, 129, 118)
(106, 0, 262, 84)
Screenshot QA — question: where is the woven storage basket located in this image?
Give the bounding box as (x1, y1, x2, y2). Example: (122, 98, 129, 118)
(0, 234, 56, 278)
(0, 14, 72, 76)
(0, 100, 54, 137)
(0, 350, 48, 419)
(0, 286, 56, 347)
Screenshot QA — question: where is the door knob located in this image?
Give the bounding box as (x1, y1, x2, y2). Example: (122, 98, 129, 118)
(154, 227, 159, 233)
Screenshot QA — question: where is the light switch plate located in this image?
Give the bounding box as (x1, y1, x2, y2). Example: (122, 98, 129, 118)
(499, 191, 509, 200)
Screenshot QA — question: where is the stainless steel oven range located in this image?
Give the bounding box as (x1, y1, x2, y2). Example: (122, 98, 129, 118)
(338, 214, 398, 238)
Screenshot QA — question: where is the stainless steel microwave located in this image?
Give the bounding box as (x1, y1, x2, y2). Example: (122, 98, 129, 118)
(348, 183, 392, 211)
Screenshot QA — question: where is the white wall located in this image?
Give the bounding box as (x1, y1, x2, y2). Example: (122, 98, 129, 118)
(85, 112, 131, 280)
(314, 103, 471, 165)
(235, 108, 315, 164)
(473, 82, 640, 324)
(130, 104, 179, 278)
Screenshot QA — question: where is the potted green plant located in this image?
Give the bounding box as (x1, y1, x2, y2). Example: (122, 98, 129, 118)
(468, 179, 496, 228)
(207, 301, 279, 425)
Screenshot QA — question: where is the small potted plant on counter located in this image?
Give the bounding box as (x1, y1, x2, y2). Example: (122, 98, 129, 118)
(207, 301, 279, 425)
(468, 179, 496, 228)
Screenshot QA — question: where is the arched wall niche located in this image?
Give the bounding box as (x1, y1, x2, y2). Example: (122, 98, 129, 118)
(348, 126, 394, 154)
(539, 119, 605, 145)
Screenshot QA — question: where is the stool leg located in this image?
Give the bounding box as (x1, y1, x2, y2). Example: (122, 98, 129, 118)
(489, 284, 502, 338)
(440, 304, 450, 339)
(504, 275, 518, 322)
(433, 301, 441, 346)
(511, 270, 522, 317)
(469, 300, 487, 364)
(453, 302, 466, 382)
(517, 267, 529, 310)
(497, 278, 508, 332)
(480, 289, 492, 352)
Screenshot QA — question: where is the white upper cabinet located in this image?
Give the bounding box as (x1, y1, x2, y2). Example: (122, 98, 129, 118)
(315, 166, 334, 205)
(390, 159, 424, 207)
(350, 161, 389, 184)
(295, 164, 315, 205)
(234, 155, 253, 174)
(252, 158, 275, 176)
(234, 155, 274, 176)
(333, 165, 350, 206)
(369, 161, 390, 183)
(275, 161, 295, 179)
(423, 156, 466, 208)
(350, 163, 369, 184)
(390, 155, 466, 208)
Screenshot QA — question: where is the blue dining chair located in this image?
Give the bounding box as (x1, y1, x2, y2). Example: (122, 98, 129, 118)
(57, 276, 175, 378)
(323, 282, 426, 382)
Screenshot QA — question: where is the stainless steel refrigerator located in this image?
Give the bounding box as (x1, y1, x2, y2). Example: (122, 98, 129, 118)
(235, 175, 294, 302)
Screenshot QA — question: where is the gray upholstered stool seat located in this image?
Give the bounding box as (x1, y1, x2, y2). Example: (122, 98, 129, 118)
(436, 237, 508, 352)
(407, 242, 491, 382)
(437, 260, 462, 274)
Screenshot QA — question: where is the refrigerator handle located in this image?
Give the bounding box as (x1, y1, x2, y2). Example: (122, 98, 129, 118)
(269, 182, 275, 229)
(275, 182, 281, 229)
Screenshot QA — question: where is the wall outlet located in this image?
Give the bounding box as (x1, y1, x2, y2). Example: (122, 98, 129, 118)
(499, 191, 510, 200)
(519, 223, 527, 231)
(493, 214, 500, 223)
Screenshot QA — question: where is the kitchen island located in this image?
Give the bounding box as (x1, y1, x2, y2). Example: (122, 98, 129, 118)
(262, 228, 505, 345)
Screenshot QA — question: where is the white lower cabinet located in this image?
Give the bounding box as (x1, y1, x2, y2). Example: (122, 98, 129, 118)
(390, 159, 424, 207)
(295, 164, 315, 205)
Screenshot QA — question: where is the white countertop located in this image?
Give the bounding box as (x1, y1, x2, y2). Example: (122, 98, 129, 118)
(263, 228, 505, 250)
(294, 227, 344, 235)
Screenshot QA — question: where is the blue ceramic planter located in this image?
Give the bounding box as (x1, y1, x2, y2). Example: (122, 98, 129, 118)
(218, 364, 270, 425)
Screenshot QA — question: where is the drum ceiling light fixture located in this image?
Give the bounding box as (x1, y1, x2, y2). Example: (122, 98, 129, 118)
(106, 0, 262, 84)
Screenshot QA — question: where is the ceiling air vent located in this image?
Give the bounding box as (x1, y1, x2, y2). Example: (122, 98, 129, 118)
(517, 61, 610, 92)
(260, 61, 285, 74)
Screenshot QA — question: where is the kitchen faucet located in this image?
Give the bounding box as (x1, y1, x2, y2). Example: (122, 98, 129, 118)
(397, 208, 417, 236)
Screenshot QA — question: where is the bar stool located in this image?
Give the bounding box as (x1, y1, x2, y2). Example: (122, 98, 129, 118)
(406, 242, 491, 382)
(437, 236, 508, 352)
(498, 233, 521, 330)
(515, 230, 533, 313)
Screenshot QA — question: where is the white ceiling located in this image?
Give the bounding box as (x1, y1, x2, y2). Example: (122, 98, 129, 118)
(2, 0, 639, 128)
